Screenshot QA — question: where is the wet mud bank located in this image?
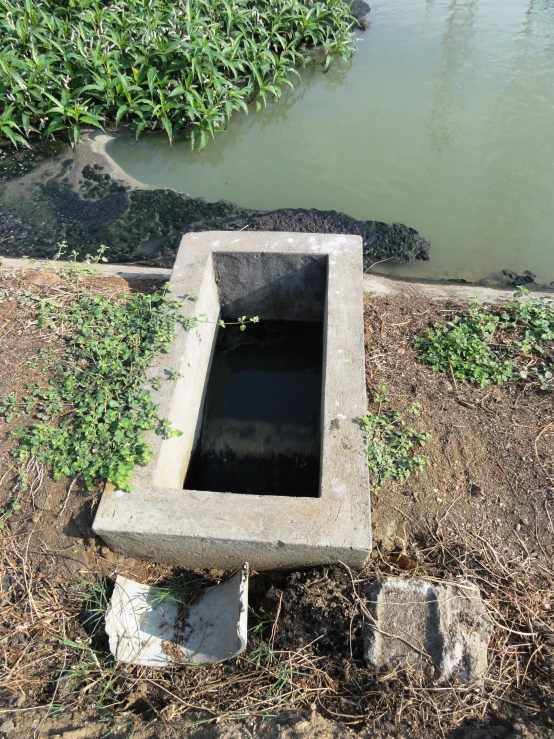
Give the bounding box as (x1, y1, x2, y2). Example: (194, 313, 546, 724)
(0, 138, 430, 269)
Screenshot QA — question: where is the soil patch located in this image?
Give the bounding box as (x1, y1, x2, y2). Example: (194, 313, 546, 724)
(0, 273, 552, 738)
(363, 292, 554, 560)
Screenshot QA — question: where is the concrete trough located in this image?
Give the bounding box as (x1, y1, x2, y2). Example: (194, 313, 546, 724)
(93, 231, 371, 570)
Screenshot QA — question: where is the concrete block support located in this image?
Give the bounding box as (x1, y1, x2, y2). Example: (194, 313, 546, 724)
(363, 578, 493, 684)
(93, 231, 371, 570)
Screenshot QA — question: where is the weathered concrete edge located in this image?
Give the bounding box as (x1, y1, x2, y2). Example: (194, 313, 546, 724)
(93, 231, 371, 571)
(4, 257, 552, 301)
(363, 273, 553, 302)
(0, 257, 171, 280)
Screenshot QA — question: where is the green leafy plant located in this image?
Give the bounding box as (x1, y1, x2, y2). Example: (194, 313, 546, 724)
(0, 0, 356, 149)
(248, 606, 273, 637)
(0, 500, 21, 530)
(414, 304, 513, 387)
(0, 105, 31, 148)
(415, 290, 554, 390)
(358, 385, 431, 490)
(218, 315, 260, 331)
(0, 284, 196, 490)
(40, 241, 109, 281)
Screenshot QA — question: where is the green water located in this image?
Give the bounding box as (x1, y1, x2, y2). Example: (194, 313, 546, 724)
(106, 0, 554, 285)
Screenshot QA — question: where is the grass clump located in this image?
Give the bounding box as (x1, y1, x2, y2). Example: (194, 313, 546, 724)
(0, 282, 194, 491)
(0, 0, 355, 149)
(358, 385, 431, 490)
(57, 580, 120, 713)
(415, 289, 554, 390)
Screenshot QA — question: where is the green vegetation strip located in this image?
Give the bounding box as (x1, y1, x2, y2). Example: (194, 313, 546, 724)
(415, 290, 554, 390)
(0, 0, 355, 149)
(0, 283, 193, 490)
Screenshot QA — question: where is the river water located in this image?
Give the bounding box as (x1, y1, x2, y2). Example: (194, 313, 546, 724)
(106, 0, 554, 284)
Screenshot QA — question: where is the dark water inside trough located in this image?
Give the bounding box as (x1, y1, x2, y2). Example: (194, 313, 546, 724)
(184, 321, 323, 497)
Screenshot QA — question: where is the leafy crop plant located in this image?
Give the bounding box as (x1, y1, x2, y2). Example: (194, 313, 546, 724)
(0, 0, 356, 148)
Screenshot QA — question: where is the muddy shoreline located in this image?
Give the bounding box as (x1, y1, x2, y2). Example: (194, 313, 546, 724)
(0, 136, 430, 269)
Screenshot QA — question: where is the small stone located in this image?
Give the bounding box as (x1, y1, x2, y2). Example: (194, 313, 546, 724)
(516, 523, 521, 532)
(99, 546, 119, 563)
(0, 719, 15, 734)
(520, 517, 529, 526)
(425, 664, 437, 680)
(33, 489, 50, 511)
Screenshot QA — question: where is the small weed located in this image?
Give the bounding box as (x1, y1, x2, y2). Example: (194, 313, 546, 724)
(149, 571, 213, 610)
(48, 577, 119, 712)
(415, 289, 554, 389)
(55, 638, 119, 710)
(250, 641, 272, 669)
(150, 376, 162, 391)
(414, 304, 513, 387)
(358, 385, 431, 490)
(0, 500, 21, 530)
(218, 315, 260, 332)
(42, 242, 109, 281)
(150, 575, 192, 606)
(76, 577, 112, 638)
(267, 663, 308, 700)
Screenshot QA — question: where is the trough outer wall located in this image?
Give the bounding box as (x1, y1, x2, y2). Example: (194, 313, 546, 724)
(93, 231, 371, 570)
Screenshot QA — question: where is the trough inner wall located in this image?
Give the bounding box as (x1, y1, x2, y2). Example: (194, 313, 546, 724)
(214, 252, 327, 322)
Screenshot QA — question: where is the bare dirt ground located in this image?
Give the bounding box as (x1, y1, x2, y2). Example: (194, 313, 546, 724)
(0, 272, 552, 738)
(363, 292, 554, 563)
